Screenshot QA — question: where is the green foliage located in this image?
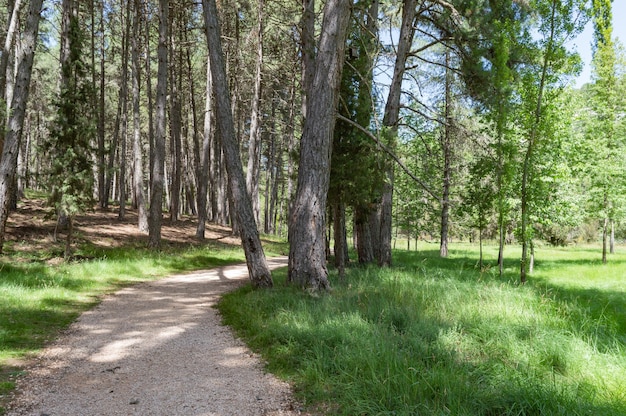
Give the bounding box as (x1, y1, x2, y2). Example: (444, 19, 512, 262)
(329, 0, 384, 213)
(45, 14, 95, 220)
(219, 245, 626, 415)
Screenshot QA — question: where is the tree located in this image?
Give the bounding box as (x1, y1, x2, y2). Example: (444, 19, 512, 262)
(148, 0, 168, 249)
(288, 0, 352, 291)
(202, 0, 273, 288)
(44, 0, 96, 258)
(0, 0, 43, 253)
(131, 0, 148, 232)
(518, 0, 588, 283)
(588, 0, 625, 263)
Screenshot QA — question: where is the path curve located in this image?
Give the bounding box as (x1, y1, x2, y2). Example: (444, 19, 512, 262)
(7, 257, 301, 416)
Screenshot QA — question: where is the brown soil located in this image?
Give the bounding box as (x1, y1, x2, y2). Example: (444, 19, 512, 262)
(4, 199, 242, 260)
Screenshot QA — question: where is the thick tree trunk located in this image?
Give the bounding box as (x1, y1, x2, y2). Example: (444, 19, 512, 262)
(0, 0, 43, 253)
(132, 0, 147, 232)
(378, 0, 417, 267)
(288, 0, 352, 291)
(148, 0, 168, 249)
(355, 206, 374, 264)
(202, 0, 272, 288)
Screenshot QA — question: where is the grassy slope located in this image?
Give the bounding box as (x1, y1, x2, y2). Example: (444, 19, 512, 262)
(219, 243, 626, 415)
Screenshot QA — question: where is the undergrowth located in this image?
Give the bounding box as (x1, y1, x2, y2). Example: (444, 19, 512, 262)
(218, 244, 626, 415)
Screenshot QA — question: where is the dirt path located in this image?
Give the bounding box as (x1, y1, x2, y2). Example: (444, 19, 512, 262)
(7, 257, 302, 416)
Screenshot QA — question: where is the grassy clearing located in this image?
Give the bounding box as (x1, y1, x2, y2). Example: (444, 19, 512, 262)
(0, 231, 289, 413)
(218, 243, 626, 415)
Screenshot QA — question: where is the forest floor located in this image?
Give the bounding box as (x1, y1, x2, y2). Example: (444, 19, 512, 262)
(4, 198, 244, 260)
(2, 199, 304, 415)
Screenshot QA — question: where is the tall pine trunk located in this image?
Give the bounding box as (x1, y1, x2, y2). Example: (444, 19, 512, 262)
(132, 0, 147, 232)
(148, 0, 168, 249)
(246, 0, 263, 226)
(378, 0, 417, 267)
(288, 0, 352, 291)
(202, 0, 272, 288)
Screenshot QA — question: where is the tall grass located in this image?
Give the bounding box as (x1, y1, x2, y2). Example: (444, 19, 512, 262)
(219, 243, 626, 415)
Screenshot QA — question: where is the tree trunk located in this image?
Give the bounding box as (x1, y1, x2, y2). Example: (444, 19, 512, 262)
(0, 0, 43, 253)
(148, 0, 168, 249)
(196, 55, 212, 239)
(202, 0, 272, 288)
(355, 206, 374, 264)
(440, 49, 452, 258)
(301, 0, 315, 119)
(132, 0, 147, 232)
(168, 17, 182, 223)
(602, 215, 608, 264)
(118, 1, 131, 220)
(333, 201, 347, 279)
(610, 219, 615, 254)
(0, 0, 23, 155)
(378, 0, 417, 267)
(288, 0, 352, 291)
(246, 0, 263, 226)
(97, 0, 106, 208)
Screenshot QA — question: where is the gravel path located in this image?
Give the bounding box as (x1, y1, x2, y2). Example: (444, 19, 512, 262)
(7, 257, 302, 416)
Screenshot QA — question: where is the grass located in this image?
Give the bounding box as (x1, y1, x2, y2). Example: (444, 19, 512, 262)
(0, 232, 282, 414)
(218, 242, 626, 415)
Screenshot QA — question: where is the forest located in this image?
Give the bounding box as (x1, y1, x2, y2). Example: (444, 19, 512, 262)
(1, 0, 626, 414)
(0, 0, 624, 288)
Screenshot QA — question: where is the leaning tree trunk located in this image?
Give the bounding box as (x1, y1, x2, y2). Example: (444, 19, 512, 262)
(202, 0, 272, 288)
(0, 0, 43, 253)
(378, 0, 417, 267)
(288, 0, 352, 291)
(0, 0, 23, 155)
(148, 0, 168, 249)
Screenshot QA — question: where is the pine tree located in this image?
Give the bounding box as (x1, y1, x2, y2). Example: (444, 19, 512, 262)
(45, 1, 95, 259)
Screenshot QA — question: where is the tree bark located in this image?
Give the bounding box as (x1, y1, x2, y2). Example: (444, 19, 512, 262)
(132, 0, 148, 232)
(440, 49, 452, 258)
(202, 0, 272, 288)
(0, 0, 43, 253)
(118, 0, 132, 220)
(246, 0, 264, 226)
(288, 0, 352, 291)
(196, 54, 212, 239)
(0, 0, 23, 155)
(378, 0, 418, 267)
(148, 0, 168, 249)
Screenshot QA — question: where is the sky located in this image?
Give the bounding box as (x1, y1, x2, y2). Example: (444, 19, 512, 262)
(571, 1, 626, 87)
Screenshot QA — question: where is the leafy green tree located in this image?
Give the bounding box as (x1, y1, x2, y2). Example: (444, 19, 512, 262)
(587, 0, 626, 263)
(517, 0, 589, 282)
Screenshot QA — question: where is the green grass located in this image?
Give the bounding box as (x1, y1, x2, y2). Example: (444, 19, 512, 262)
(218, 243, 626, 415)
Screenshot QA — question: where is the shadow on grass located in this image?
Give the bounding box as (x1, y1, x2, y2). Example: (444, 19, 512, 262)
(219, 250, 626, 415)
